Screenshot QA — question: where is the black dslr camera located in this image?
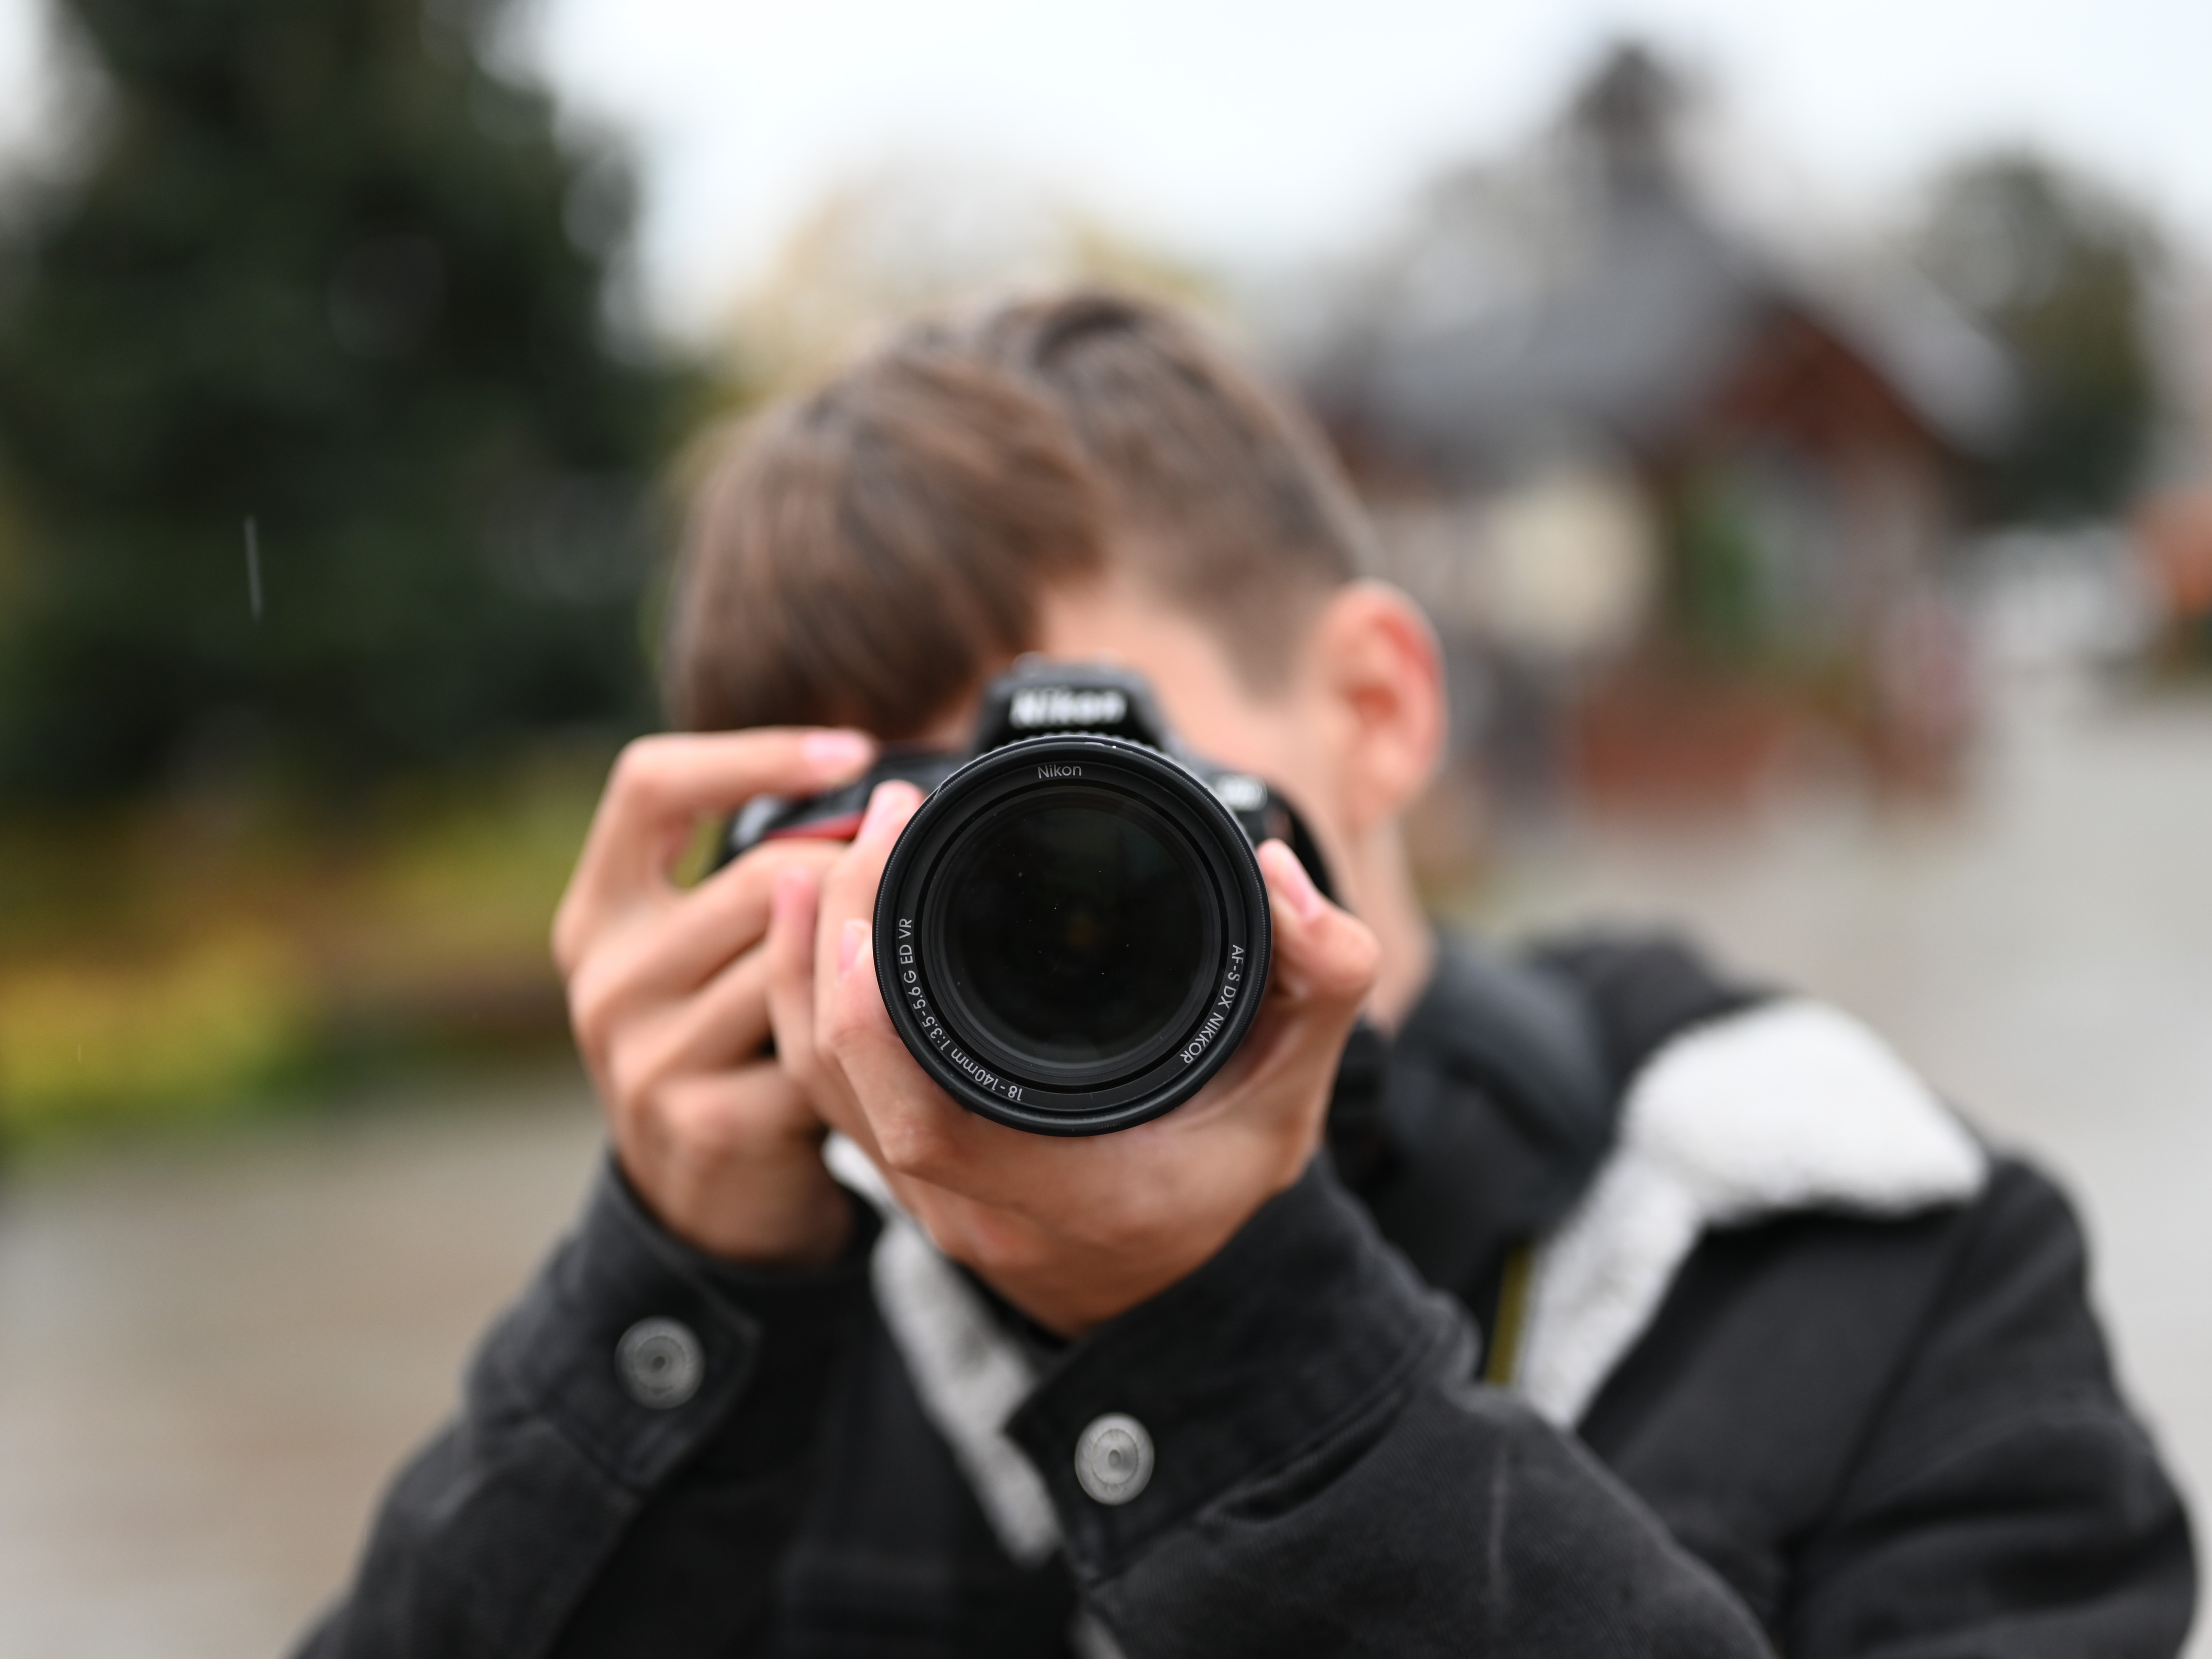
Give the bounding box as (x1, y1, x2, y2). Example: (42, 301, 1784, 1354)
(724, 661, 1330, 1136)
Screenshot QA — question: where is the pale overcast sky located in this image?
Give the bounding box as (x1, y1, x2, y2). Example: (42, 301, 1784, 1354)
(0, 0, 2205, 338)
(528, 0, 2212, 335)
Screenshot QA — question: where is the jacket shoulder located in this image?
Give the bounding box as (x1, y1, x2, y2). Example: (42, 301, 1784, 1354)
(1576, 1153, 2195, 1652)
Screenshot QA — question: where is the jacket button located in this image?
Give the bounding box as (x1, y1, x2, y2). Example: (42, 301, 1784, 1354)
(1074, 1413, 1154, 1505)
(617, 1317, 704, 1409)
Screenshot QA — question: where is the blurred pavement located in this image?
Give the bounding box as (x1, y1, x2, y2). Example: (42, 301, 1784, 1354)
(2, 677, 2207, 1658)
(0, 1079, 603, 1659)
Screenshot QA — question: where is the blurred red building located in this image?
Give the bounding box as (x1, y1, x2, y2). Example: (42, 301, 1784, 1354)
(2135, 488, 2212, 660)
(1300, 45, 2017, 814)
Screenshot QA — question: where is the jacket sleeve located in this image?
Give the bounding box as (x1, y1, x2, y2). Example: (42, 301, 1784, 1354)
(293, 1156, 879, 1659)
(1783, 1158, 2195, 1658)
(1007, 1163, 1774, 1658)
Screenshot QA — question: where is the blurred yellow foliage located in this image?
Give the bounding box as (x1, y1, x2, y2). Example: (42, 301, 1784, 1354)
(0, 738, 615, 1143)
(0, 930, 309, 1138)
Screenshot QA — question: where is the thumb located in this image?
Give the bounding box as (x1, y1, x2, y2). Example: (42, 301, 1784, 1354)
(1179, 839, 1378, 1164)
(1256, 839, 1380, 1015)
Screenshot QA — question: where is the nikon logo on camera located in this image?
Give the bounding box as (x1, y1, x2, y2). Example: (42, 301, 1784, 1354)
(1009, 687, 1127, 730)
(1036, 763, 1083, 780)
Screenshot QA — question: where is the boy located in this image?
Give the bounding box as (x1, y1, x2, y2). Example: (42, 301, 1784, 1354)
(300, 292, 2194, 1656)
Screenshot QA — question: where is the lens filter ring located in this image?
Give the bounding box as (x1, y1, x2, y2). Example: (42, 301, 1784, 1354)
(872, 735, 1273, 1136)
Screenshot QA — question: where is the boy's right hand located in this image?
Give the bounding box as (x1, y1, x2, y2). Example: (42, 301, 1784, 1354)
(551, 728, 878, 1267)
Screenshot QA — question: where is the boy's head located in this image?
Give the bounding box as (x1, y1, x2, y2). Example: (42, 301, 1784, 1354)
(664, 291, 1376, 742)
(667, 290, 1444, 1010)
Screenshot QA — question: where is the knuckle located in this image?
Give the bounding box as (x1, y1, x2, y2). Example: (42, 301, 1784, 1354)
(774, 1041, 822, 1094)
(660, 1082, 748, 1158)
(870, 1113, 951, 1179)
(1336, 929, 1384, 994)
(565, 962, 619, 1046)
(743, 1064, 806, 1116)
(722, 852, 786, 921)
(605, 1039, 668, 1126)
(817, 974, 862, 1039)
(610, 736, 673, 804)
(820, 1003, 879, 1064)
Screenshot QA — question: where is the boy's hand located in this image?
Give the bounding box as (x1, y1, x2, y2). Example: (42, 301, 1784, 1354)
(766, 782, 1380, 1336)
(552, 729, 877, 1266)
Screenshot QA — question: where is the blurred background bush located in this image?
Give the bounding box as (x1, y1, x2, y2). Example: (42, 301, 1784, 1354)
(0, 0, 682, 798)
(0, 0, 692, 1137)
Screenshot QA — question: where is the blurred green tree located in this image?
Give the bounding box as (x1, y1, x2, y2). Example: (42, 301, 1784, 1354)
(0, 0, 686, 801)
(1918, 154, 2160, 524)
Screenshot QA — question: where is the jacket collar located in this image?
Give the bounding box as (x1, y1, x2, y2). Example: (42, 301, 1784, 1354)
(1516, 997, 1988, 1426)
(1366, 934, 1986, 1431)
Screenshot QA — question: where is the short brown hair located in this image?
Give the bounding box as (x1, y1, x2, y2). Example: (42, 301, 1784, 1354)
(664, 291, 1373, 737)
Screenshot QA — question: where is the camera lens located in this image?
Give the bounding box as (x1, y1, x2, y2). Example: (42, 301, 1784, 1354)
(874, 735, 1271, 1136)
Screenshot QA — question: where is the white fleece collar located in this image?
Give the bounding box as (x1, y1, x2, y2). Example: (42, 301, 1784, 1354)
(1515, 998, 1988, 1428)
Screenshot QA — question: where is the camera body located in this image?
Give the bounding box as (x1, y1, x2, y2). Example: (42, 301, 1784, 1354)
(725, 661, 1328, 1136)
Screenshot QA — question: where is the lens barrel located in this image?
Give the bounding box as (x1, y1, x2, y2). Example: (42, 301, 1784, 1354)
(872, 734, 1272, 1135)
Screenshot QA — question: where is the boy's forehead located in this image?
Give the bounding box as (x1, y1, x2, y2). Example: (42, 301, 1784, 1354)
(910, 573, 1283, 752)
(1034, 575, 1254, 696)
(1019, 571, 1300, 764)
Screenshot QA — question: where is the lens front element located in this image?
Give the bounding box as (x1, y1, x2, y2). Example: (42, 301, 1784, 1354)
(935, 792, 1216, 1079)
(874, 736, 1272, 1136)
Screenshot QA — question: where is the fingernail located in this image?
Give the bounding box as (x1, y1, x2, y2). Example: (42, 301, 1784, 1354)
(1264, 839, 1327, 922)
(838, 918, 869, 979)
(803, 729, 874, 778)
(858, 780, 918, 843)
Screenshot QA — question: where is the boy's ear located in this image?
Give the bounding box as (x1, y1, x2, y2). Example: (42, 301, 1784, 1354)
(1307, 580, 1447, 834)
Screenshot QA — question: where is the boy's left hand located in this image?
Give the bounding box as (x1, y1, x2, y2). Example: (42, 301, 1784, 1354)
(762, 780, 1379, 1336)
